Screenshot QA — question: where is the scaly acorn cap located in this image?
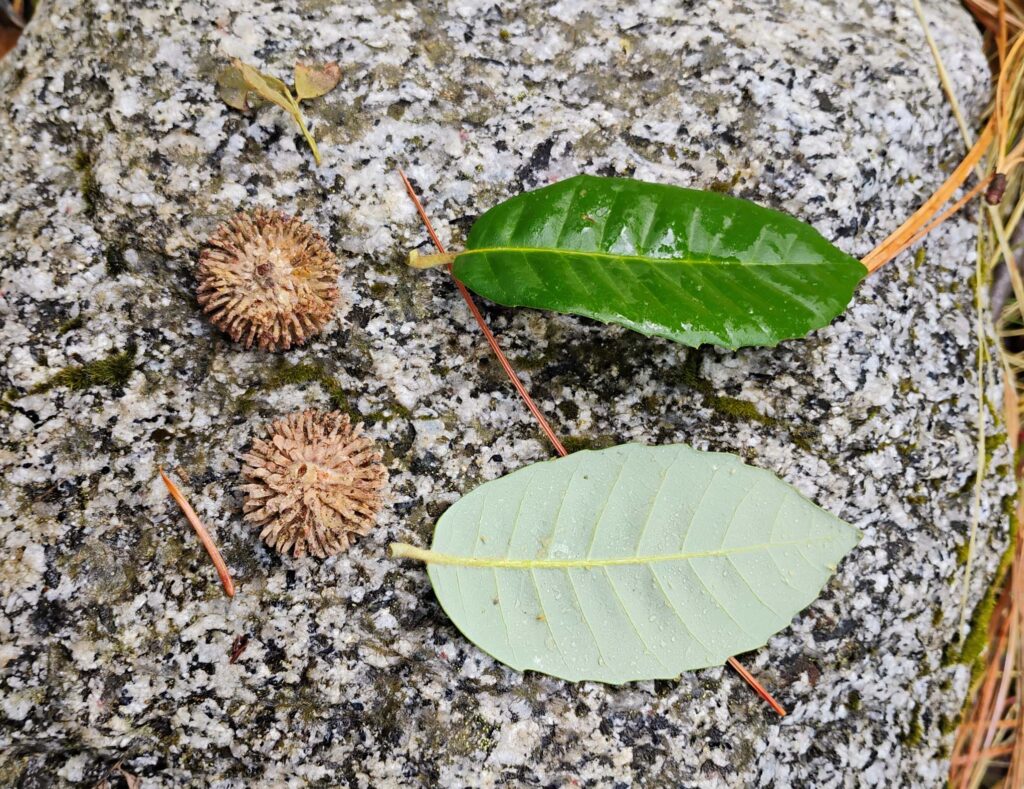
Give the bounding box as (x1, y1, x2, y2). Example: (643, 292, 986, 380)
(240, 410, 387, 558)
(197, 208, 340, 351)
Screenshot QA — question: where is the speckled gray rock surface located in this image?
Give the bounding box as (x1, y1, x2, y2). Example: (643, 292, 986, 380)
(0, 0, 1014, 786)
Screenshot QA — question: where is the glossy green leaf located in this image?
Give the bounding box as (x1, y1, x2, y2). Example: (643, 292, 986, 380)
(391, 443, 860, 684)
(451, 175, 867, 349)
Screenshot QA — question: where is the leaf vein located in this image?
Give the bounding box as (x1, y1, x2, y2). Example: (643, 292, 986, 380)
(633, 454, 674, 555)
(422, 536, 846, 569)
(459, 246, 853, 268)
(585, 459, 629, 559)
(604, 567, 670, 670)
(530, 569, 570, 671)
(648, 564, 716, 660)
(726, 555, 785, 619)
(492, 568, 519, 666)
(565, 569, 610, 667)
(689, 559, 754, 639)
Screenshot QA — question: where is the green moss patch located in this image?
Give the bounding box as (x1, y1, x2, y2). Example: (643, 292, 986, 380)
(901, 704, 923, 748)
(707, 171, 743, 194)
(105, 244, 129, 277)
(560, 433, 619, 454)
(57, 315, 85, 334)
(947, 499, 1019, 682)
(30, 344, 137, 394)
(0, 389, 19, 413)
(265, 361, 351, 412)
(675, 349, 815, 451)
(258, 360, 411, 424)
(74, 149, 101, 219)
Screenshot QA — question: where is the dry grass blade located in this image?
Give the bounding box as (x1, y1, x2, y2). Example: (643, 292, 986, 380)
(0, 27, 19, 60)
(965, 0, 1024, 36)
(951, 504, 1023, 787)
(1, 1, 27, 28)
(1010, 545, 1024, 785)
(0, 1, 31, 59)
(949, 2, 1024, 783)
(825, 1, 1024, 781)
(159, 467, 236, 598)
(864, 4, 1024, 276)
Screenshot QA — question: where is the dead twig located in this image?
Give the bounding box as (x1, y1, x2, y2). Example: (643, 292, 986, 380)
(398, 168, 568, 457)
(861, 119, 995, 272)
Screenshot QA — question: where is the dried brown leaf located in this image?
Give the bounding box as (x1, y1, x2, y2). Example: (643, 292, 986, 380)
(233, 59, 295, 115)
(294, 61, 342, 101)
(216, 64, 252, 111)
(218, 59, 322, 165)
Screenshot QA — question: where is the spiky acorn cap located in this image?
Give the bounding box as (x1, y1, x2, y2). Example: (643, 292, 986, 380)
(241, 410, 387, 558)
(197, 209, 339, 351)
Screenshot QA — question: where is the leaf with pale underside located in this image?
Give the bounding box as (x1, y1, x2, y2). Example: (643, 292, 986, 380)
(391, 443, 860, 684)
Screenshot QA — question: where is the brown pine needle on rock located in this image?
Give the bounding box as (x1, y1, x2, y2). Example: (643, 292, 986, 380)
(159, 467, 236, 598)
(865, 3, 1024, 276)
(398, 167, 568, 457)
(726, 656, 786, 716)
(964, 0, 1024, 36)
(881, 173, 997, 264)
(862, 119, 995, 273)
(398, 168, 787, 717)
(901, 3, 1024, 784)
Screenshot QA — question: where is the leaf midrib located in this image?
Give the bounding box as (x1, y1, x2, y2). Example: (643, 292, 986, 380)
(460, 245, 838, 268)
(420, 536, 844, 569)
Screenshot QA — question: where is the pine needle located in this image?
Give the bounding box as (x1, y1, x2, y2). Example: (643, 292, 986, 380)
(159, 467, 236, 598)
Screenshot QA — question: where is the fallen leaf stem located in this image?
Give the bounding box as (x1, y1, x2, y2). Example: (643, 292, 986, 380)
(390, 539, 841, 568)
(289, 99, 322, 165)
(159, 467, 236, 598)
(408, 250, 456, 269)
(862, 118, 995, 273)
(878, 174, 996, 265)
